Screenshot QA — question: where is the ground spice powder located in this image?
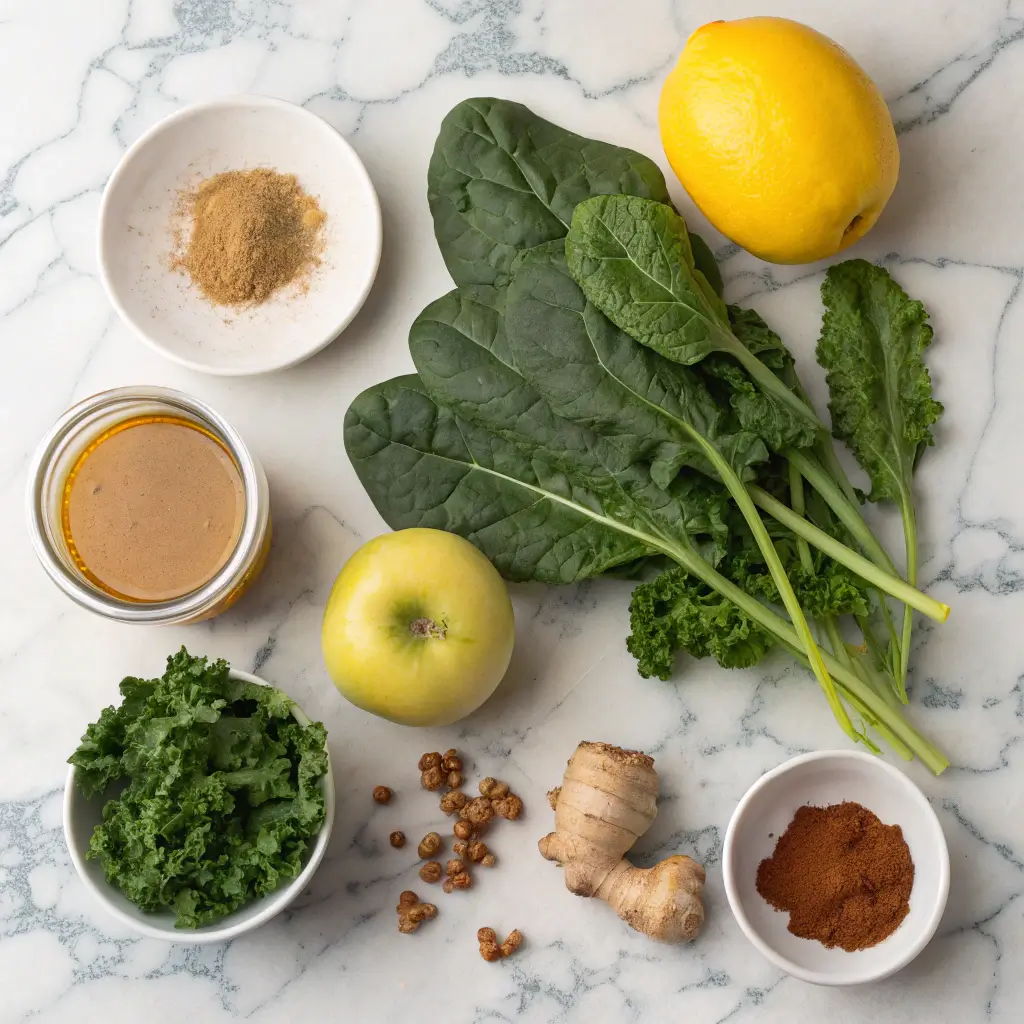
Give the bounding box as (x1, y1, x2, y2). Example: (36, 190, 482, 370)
(755, 801, 914, 951)
(175, 168, 326, 306)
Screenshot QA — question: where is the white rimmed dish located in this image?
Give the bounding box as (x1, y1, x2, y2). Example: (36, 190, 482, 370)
(63, 669, 335, 943)
(723, 750, 949, 986)
(98, 95, 382, 375)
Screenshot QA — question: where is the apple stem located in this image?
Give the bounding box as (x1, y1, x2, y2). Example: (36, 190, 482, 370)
(410, 617, 446, 640)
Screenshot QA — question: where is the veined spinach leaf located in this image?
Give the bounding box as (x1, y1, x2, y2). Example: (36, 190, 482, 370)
(428, 98, 671, 308)
(344, 375, 656, 582)
(408, 287, 734, 567)
(504, 241, 768, 486)
(565, 195, 822, 441)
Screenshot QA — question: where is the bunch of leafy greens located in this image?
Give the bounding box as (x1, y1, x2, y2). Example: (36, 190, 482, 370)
(344, 98, 948, 773)
(69, 649, 329, 928)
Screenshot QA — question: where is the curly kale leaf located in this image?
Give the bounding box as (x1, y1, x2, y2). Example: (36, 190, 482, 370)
(69, 648, 328, 928)
(626, 527, 870, 680)
(817, 260, 943, 505)
(627, 565, 776, 679)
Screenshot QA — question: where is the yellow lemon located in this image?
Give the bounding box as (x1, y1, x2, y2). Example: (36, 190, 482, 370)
(658, 17, 899, 264)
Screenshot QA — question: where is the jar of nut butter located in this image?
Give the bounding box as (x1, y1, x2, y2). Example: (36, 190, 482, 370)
(27, 386, 270, 624)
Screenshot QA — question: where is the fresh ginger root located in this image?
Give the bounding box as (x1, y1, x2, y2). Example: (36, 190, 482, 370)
(539, 741, 705, 943)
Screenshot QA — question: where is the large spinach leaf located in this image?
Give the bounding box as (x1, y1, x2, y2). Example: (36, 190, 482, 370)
(427, 98, 671, 308)
(503, 241, 769, 486)
(344, 375, 656, 582)
(408, 287, 734, 567)
(565, 195, 822, 443)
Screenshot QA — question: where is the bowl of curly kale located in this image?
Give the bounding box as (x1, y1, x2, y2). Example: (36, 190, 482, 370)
(64, 648, 334, 942)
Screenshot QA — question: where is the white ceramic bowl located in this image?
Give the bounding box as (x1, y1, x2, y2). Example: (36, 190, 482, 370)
(98, 95, 382, 375)
(64, 669, 335, 943)
(723, 750, 949, 986)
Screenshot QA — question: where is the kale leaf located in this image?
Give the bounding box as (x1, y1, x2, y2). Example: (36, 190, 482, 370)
(817, 259, 944, 681)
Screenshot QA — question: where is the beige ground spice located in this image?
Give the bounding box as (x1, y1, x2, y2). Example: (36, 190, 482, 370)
(174, 168, 327, 306)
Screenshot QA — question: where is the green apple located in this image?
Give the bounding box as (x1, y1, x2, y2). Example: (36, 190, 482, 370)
(321, 528, 515, 726)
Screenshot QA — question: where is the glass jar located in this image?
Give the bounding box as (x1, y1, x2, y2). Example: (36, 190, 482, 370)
(26, 385, 271, 625)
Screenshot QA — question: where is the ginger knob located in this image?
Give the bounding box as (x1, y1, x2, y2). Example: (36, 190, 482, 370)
(538, 741, 705, 943)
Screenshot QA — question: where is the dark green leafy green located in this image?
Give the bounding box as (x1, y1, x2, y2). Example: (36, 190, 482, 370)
(627, 566, 776, 679)
(817, 260, 943, 504)
(428, 97, 671, 308)
(627, 524, 870, 680)
(504, 239, 858, 738)
(345, 375, 658, 582)
(565, 194, 822, 444)
(408, 286, 736, 568)
(69, 650, 328, 929)
(817, 259, 944, 682)
(504, 241, 768, 485)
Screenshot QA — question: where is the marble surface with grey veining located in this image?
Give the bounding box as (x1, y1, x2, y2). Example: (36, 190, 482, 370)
(3, 1, 1024, 1021)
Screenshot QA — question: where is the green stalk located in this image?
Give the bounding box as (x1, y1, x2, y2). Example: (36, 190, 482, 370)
(718, 330, 828, 434)
(784, 448, 896, 572)
(683, 432, 858, 742)
(788, 461, 815, 573)
(652, 534, 948, 774)
(747, 485, 950, 623)
(788, 624, 915, 760)
(793, 437, 909, 689)
(787, 437, 905, 701)
(899, 495, 918, 686)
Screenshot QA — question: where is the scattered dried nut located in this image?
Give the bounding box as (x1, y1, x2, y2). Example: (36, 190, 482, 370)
(418, 752, 442, 772)
(389, 830, 406, 849)
(417, 832, 442, 859)
(453, 840, 470, 857)
(442, 751, 463, 773)
(547, 787, 561, 810)
(478, 926, 523, 960)
(467, 841, 489, 863)
(479, 778, 510, 799)
(421, 766, 444, 791)
(481, 853, 496, 868)
(446, 858, 466, 877)
(477, 927, 502, 961)
(461, 797, 495, 827)
(440, 790, 469, 815)
(372, 785, 393, 805)
(453, 819, 474, 841)
(442, 872, 472, 894)
(396, 890, 437, 933)
(447, 770, 464, 789)
(492, 794, 523, 821)
(419, 861, 442, 884)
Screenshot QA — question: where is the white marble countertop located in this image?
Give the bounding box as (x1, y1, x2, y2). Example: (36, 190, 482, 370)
(3, 1, 1023, 1021)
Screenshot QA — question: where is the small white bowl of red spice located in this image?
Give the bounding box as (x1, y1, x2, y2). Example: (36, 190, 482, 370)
(723, 750, 950, 986)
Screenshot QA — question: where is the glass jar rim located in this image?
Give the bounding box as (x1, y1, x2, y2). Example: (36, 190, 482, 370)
(26, 385, 266, 624)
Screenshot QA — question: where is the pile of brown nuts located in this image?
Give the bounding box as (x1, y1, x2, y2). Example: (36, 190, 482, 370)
(372, 748, 525, 955)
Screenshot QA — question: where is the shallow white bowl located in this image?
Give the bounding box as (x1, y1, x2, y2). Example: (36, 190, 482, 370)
(98, 95, 381, 375)
(64, 669, 335, 943)
(723, 750, 949, 986)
